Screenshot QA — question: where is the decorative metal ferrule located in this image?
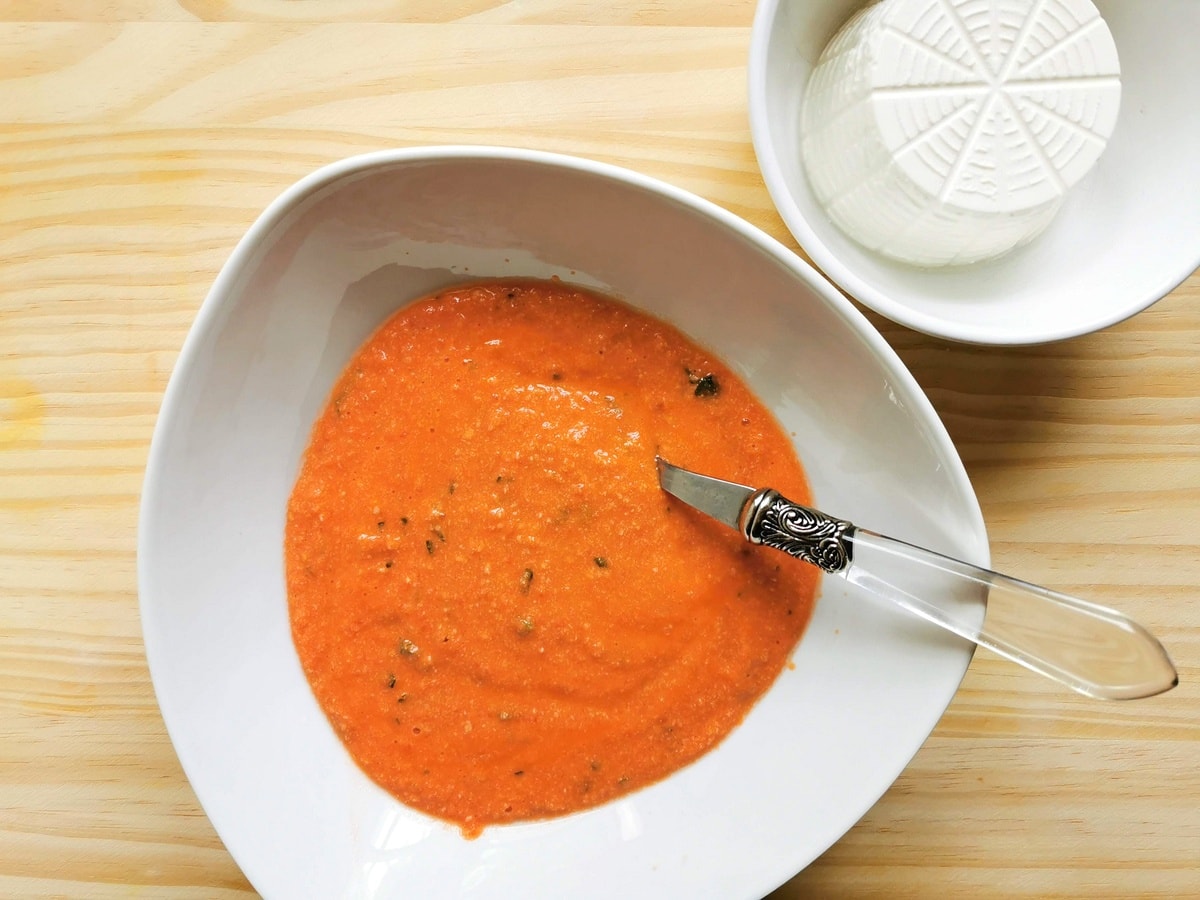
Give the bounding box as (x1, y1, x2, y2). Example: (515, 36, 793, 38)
(740, 489, 854, 574)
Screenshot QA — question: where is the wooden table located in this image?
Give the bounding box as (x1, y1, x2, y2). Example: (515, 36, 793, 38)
(2, 2, 1196, 897)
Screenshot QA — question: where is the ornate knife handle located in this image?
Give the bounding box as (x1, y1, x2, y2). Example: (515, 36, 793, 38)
(740, 489, 855, 574)
(735, 487, 1178, 701)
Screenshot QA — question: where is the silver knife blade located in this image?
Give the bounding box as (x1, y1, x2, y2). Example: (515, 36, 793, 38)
(655, 456, 755, 530)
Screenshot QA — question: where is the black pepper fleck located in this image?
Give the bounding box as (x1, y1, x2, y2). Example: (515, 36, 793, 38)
(692, 373, 720, 397)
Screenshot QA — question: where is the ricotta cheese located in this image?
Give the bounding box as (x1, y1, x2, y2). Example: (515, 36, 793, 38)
(801, 0, 1121, 267)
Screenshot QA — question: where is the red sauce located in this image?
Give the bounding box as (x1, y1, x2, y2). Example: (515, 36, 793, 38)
(285, 280, 818, 836)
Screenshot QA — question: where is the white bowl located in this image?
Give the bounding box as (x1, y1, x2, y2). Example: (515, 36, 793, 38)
(139, 146, 988, 899)
(749, 0, 1200, 345)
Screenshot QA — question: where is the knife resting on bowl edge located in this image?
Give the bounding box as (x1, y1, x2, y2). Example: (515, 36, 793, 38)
(655, 457, 1179, 701)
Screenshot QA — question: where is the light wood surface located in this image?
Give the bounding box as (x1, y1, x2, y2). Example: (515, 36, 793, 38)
(2, 2, 1197, 897)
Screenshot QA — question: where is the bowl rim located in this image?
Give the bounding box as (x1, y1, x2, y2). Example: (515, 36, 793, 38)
(746, 0, 1200, 346)
(137, 144, 987, 898)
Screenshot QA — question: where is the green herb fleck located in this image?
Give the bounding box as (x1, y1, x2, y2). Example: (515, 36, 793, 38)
(386, 673, 396, 689)
(425, 539, 435, 555)
(398, 638, 419, 656)
(520, 568, 534, 593)
(516, 614, 534, 635)
(593, 556, 608, 568)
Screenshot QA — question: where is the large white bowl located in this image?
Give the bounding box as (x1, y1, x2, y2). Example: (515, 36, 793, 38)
(139, 147, 988, 898)
(749, 0, 1200, 345)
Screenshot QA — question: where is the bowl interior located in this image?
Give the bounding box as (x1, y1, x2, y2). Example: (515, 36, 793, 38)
(139, 149, 987, 899)
(750, 0, 1200, 344)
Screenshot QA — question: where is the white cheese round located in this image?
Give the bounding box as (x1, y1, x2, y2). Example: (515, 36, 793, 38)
(800, 0, 1121, 267)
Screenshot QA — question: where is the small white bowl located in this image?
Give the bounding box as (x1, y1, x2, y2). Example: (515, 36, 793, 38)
(749, 0, 1200, 345)
(139, 147, 988, 898)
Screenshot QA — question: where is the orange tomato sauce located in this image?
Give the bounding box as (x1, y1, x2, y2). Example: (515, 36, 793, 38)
(285, 280, 818, 837)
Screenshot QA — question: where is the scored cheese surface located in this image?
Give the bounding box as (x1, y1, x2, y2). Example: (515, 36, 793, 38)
(801, 0, 1121, 267)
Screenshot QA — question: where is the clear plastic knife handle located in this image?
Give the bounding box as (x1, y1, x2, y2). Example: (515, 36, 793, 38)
(741, 490, 1179, 701)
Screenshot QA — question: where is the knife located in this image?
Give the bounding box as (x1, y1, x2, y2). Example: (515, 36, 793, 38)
(655, 457, 1178, 700)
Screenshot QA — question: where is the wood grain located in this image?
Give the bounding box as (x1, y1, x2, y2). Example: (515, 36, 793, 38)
(1, 3, 1196, 898)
